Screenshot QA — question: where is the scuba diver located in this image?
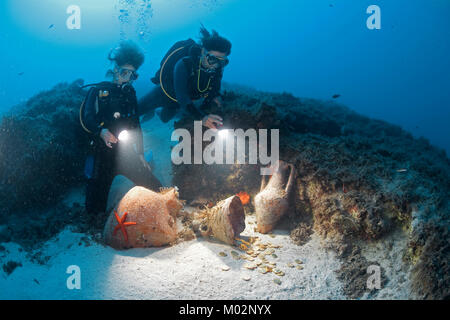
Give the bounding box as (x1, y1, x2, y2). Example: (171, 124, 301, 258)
(80, 40, 162, 219)
(139, 25, 232, 129)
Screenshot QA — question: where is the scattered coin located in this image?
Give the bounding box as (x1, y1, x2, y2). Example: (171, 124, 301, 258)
(244, 263, 257, 270)
(273, 278, 282, 285)
(270, 244, 282, 249)
(218, 252, 227, 257)
(249, 237, 259, 243)
(221, 266, 230, 271)
(258, 266, 273, 274)
(273, 269, 285, 276)
(231, 251, 240, 260)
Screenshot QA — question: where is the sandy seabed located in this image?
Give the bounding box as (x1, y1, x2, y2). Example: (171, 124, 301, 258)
(0, 214, 342, 300)
(0, 208, 412, 300)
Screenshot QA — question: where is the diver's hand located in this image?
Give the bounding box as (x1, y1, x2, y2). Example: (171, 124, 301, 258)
(202, 114, 223, 130)
(100, 129, 118, 148)
(139, 154, 152, 171)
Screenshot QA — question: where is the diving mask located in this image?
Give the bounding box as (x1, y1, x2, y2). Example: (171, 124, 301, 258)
(205, 52, 229, 68)
(118, 67, 139, 81)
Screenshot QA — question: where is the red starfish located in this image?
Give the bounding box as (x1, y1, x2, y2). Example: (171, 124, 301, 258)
(113, 210, 137, 242)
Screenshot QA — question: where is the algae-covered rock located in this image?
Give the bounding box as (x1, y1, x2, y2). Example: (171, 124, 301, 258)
(171, 84, 450, 299)
(0, 80, 89, 215)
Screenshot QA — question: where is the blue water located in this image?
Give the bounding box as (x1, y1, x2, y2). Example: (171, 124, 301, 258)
(0, 0, 449, 154)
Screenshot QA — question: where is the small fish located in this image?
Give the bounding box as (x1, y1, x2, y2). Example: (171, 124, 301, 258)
(48, 24, 54, 29)
(18, 72, 24, 76)
(397, 169, 407, 173)
(332, 94, 341, 99)
(236, 191, 250, 205)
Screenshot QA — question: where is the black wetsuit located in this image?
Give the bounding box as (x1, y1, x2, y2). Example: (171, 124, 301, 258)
(83, 81, 162, 215)
(139, 46, 223, 122)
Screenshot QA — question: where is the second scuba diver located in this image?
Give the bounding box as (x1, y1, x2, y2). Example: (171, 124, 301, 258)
(139, 25, 232, 130)
(80, 40, 162, 220)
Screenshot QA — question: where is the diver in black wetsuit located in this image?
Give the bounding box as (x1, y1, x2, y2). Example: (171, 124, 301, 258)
(81, 40, 162, 217)
(139, 25, 232, 130)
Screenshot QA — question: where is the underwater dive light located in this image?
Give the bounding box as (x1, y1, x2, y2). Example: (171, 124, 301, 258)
(118, 130, 130, 142)
(218, 129, 230, 139)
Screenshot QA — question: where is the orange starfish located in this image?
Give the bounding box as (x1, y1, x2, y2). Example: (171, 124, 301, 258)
(113, 210, 137, 242)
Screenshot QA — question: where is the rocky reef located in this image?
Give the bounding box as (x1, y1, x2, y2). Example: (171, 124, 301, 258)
(0, 80, 91, 248)
(172, 85, 450, 299)
(0, 80, 89, 213)
(0, 80, 448, 299)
